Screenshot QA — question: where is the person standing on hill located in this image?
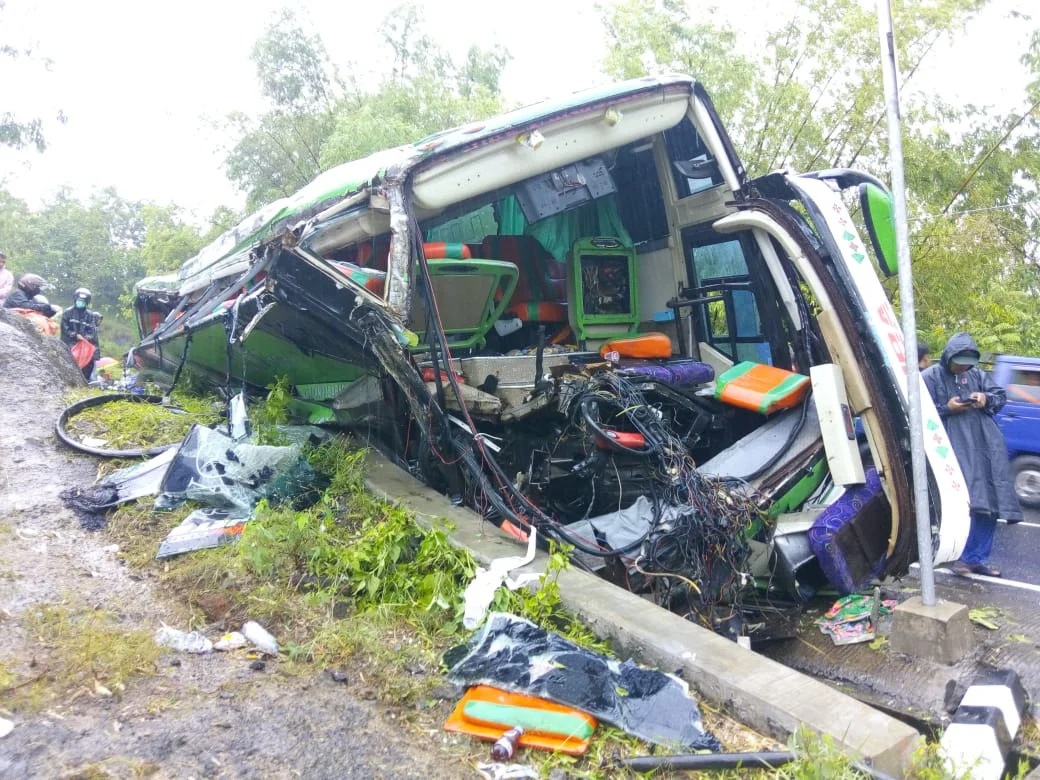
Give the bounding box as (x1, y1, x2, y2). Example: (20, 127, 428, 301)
(0, 252, 13, 306)
(923, 332, 1023, 577)
(60, 288, 103, 380)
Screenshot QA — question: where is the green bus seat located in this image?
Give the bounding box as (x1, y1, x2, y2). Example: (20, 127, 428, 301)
(410, 258, 519, 351)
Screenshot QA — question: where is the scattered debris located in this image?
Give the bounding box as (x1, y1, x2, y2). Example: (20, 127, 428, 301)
(476, 762, 539, 780)
(0, 717, 13, 738)
(462, 528, 540, 630)
(444, 612, 720, 751)
(969, 606, 1003, 631)
(617, 751, 796, 773)
(60, 418, 319, 556)
(154, 423, 314, 519)
(156, 510, 249, 559)
(242, 621, 279, 655)
(815, 593, 896, 646)
(154, 625, 213, 654)
(60, 447, 178, 531)
(213, 631, 247, 651)
(444, 684, 596, 756)
(490, 726, 524, 761)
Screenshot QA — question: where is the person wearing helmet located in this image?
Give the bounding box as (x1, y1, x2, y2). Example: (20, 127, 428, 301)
(4, 273, 60, 316)
(61, 287, 103, 380)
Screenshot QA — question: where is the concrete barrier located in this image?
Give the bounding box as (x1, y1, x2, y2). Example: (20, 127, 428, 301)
(940, 668, 1027, 779)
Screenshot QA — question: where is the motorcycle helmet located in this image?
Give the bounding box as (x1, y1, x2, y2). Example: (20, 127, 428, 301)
(18, 273, 47, 297)
(74, 287, 92, 309)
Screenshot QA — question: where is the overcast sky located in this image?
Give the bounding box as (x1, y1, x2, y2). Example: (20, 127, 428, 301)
(1, 0, 1034, 221)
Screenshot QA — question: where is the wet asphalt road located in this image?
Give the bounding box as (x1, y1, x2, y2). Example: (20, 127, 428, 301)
(987, 506, 1040, 585)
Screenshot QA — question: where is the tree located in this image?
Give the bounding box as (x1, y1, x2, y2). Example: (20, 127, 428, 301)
(139, 205, 206, 277)
(1, 0, 62, 151)
(600, 0, 1040, 355)
(225, 4, 510, 207)
(320, 4, 509, 167)
(20, 188, 146, 310)
(252, 9, 338, 114)
(225, 109, 338, 210)
(602, 0, 987, 176)
(223, 9, 343, 210)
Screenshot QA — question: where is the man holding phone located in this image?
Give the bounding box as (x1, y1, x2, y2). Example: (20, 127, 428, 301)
(923, 332, 1022, 577)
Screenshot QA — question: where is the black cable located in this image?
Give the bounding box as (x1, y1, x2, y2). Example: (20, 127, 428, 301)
(166, 331, 192, 397)
(727, 393, 812, 483)
(577, 394, 657, 457)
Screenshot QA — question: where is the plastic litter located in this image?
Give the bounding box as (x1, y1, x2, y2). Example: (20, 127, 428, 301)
(213, 631, 247, 651)
(491, 726, 524, 761)
(155, 625, 213, 654)
(0, 717, 13, 739)
(228, 391, 251, 440)
(242, 621, 279, 655)
(476, 763, 538, 780)
(443, 684, 596, 756)
(462, 528, 540, 630)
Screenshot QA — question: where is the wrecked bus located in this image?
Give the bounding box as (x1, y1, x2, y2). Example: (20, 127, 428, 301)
(131, 75, 968, 639)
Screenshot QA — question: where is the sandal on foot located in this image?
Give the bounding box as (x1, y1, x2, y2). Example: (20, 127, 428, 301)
(971, 563, 1001, 577)
(949, 561, 973, 577)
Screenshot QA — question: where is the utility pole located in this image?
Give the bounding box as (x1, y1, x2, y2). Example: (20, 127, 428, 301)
(876, 0, 936, 605)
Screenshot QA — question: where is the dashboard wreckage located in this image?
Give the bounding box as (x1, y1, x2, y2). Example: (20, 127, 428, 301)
(131, 75, 969, 641)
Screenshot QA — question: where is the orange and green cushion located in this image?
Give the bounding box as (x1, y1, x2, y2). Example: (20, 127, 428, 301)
(715, 361, 810, 415)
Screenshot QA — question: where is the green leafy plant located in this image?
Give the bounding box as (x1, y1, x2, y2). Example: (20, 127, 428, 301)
(62, 389, 221, 451)
(252, 375, 293, 444)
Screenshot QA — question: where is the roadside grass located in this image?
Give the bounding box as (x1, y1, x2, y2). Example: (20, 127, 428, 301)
(56, 757, 162, 779)
(6, 603, 162, 711)
(59, 388, 222, 454)
(0, 522, 14, 579)
(25, 385, 1021, 777)
(97, 419, 785, 776)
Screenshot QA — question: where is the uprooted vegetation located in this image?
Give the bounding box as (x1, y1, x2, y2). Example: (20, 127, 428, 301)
(60, 390, 223, 453)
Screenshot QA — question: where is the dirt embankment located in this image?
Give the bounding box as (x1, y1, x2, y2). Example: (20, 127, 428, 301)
(0, 311, 476, 779)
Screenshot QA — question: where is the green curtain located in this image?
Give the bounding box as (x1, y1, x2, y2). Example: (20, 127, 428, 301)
(496, 195, 633, 259)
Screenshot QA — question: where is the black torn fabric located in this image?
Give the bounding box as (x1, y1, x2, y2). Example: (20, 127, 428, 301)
(60, 447, 179, 530)
(444, 612, 720, 752)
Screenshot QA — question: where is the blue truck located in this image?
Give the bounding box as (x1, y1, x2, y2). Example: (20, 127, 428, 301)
(991, 354, 1040, 509)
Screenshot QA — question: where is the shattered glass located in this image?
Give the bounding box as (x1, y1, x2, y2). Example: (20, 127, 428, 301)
(155, 424, 316, 514)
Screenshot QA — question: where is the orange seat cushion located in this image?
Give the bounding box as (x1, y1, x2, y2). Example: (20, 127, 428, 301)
(599, 332, 672, 359)
(715, 362, 810, 415)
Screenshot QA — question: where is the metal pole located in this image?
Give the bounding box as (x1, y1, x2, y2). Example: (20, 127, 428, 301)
(876, 0, 936, 605)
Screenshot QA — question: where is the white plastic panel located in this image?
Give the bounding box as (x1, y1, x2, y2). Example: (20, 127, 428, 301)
(810, 363, 866, 487)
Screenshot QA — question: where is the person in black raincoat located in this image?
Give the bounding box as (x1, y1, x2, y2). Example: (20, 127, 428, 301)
(60, 287, 103, 380)
(923, 332, 1022, 577)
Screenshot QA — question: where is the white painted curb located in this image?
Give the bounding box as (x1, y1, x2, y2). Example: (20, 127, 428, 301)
(940, 669, 1027, 779)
